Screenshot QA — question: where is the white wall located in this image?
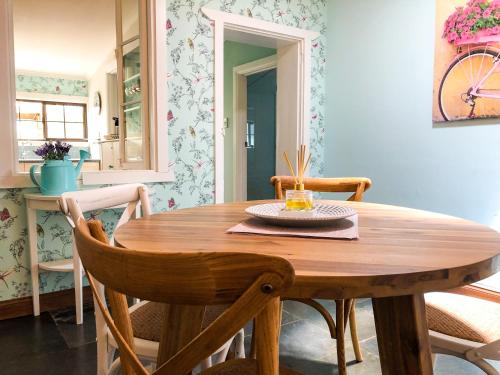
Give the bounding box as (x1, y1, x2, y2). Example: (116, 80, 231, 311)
(326, 0, 500, 230)
(86, 52, 117, 159)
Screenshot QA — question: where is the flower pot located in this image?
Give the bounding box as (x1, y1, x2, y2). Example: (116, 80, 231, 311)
(29, 150, 89, 195)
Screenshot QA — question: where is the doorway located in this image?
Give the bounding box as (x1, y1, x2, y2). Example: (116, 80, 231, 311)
(202, 8, 320, 203)
(246, 69, 277, 200)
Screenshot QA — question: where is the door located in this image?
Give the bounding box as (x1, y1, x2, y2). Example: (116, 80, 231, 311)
(246, 69, 277, 200)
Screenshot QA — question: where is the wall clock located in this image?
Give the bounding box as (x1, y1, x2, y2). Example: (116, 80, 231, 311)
(93, 92, 102, 115)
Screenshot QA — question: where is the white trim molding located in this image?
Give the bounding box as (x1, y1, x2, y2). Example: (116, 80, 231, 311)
(0, 0, 173, 188)
(16, 92, 89, 104)
(201, 7, 319, 203)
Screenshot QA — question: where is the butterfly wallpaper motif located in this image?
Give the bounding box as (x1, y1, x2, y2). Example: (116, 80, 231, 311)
(0, 0, 327, 302)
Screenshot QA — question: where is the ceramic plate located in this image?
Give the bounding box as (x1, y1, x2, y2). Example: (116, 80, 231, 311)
(245, 203, 356, 227)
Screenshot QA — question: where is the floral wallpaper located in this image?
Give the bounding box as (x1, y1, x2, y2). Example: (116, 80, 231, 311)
(0, 0, 327, 303)
(16, 74, 88, 97)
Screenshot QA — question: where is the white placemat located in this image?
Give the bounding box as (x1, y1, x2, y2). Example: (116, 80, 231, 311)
(226, 215, 359, 240)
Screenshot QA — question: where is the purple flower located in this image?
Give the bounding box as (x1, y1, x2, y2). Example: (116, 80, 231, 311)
(34, 141, 72, 160)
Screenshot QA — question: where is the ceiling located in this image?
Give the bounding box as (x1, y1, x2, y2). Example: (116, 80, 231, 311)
(13, 0, 116, 78)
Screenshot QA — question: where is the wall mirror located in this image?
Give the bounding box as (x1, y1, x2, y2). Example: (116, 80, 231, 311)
(12, 0, 151, 174)
(0, 0, 170, 185)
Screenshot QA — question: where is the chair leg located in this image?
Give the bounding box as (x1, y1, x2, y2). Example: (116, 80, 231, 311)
(200, 356, 212, 371)
(285, 298, 337, 339)
(250, 318, 257, 359)
(234, 329, 246, 359)
(95, 289, 109, 375)
(471, 358, 498, 375)
(106, 357, 120, 375)
(72, 239, 83, 325)
(348, 300, 363, 363)
(335, 299, 347, 375)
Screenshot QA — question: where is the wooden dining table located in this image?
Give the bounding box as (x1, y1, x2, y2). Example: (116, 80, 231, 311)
(114, 200, 500, 375)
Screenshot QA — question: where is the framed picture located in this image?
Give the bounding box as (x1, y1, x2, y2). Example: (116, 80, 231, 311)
(433, 0, 500, 123)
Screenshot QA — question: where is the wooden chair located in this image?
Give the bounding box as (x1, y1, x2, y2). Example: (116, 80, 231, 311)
(426, 287, 500, 374)
(59, 184, 243, 374)
(73, 213, 301, 375)
(270, 176, 372, 375)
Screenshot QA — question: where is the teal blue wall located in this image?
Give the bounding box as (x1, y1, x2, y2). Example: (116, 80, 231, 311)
(325, 0, 500, 230)
(224, 41, 276, 202)
(247, 69, 277, 200)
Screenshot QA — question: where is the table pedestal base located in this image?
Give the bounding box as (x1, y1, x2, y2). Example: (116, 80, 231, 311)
(373, 294, 433, 375)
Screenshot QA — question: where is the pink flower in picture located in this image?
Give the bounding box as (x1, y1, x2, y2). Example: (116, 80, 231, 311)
(167, 110, 174, 121)
(443, 0, 500, 45)
(166, 19, 172, 30)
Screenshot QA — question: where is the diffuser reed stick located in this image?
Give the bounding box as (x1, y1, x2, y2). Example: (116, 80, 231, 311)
(283, 144, 311, 191)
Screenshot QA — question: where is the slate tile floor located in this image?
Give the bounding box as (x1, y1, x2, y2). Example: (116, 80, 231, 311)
(1, 299, 498, 374)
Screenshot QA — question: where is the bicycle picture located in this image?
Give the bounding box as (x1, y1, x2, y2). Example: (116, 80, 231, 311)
(433, 0, 500, 122)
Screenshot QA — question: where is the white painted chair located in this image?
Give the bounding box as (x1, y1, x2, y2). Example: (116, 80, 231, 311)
(59, 184, 245, 375)
(426, 288, 500, 374)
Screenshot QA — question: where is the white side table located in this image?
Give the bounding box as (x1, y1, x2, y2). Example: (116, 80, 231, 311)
(24, 193, 84, 324)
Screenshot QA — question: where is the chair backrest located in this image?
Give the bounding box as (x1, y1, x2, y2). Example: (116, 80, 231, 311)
(75, 217, 295, 375)
(270, 176, 372, 202)
(58, 183, 152, 241)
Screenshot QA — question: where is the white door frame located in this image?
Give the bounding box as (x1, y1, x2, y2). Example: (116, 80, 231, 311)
(201, 8, 320, 203)
(233, 55, 277, 201)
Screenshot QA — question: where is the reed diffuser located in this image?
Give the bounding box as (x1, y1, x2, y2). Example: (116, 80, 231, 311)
(283, 145, 314, 211)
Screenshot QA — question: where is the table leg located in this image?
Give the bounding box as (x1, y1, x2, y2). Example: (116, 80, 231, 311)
(372, 294, 433, 375)
(255, 297, 281, 375)
(72, 236, 83, 325)
(26, 206, 40, 316)
(157, 304, 205, 371)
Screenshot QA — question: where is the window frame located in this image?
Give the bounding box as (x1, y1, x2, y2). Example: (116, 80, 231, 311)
(15, 99, 88, 142)
(0, 0, 172, 188)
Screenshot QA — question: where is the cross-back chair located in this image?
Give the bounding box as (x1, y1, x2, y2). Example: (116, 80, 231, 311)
(270, 176, 372, 375)
(57, 182, 151, 327)
(426, 286, 500, 374)
(59, 184, 243, 374)
(73, 214, 301, 375)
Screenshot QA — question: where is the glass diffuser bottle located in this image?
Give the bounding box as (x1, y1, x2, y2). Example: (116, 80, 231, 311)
(283, 145, 314, 211)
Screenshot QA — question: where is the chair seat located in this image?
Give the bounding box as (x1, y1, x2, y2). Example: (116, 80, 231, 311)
(130, 302, 228, 342)
(425, 292, 500, 344)
(201, 359, 302, 375)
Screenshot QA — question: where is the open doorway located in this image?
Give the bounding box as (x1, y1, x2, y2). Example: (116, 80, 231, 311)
(202, 8, 319, 203)
(202, 8, 319, 202)
(223, 42, 277, 202)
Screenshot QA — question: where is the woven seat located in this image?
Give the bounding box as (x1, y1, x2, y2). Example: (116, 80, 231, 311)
(201, 359, 302, 375)
(425, 292, 500, 344)
(130, 302, 229, 342)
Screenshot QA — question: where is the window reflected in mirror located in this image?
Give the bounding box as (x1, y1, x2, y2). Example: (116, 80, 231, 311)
(12, 0, 149, 173)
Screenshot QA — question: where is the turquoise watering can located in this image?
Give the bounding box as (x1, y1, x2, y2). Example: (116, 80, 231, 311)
(30, 150, 90, 196)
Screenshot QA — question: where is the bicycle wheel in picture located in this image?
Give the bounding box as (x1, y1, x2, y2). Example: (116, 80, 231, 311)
(433, 0, 500, 123)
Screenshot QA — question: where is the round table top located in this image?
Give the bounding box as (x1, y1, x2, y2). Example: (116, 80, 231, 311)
(114, 200, 500, 299)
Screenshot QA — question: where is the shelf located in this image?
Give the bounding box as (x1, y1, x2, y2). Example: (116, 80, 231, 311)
(124, 105, 141, 113)
(123, 73, 140, 83)
(38, 259, 74, 272)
